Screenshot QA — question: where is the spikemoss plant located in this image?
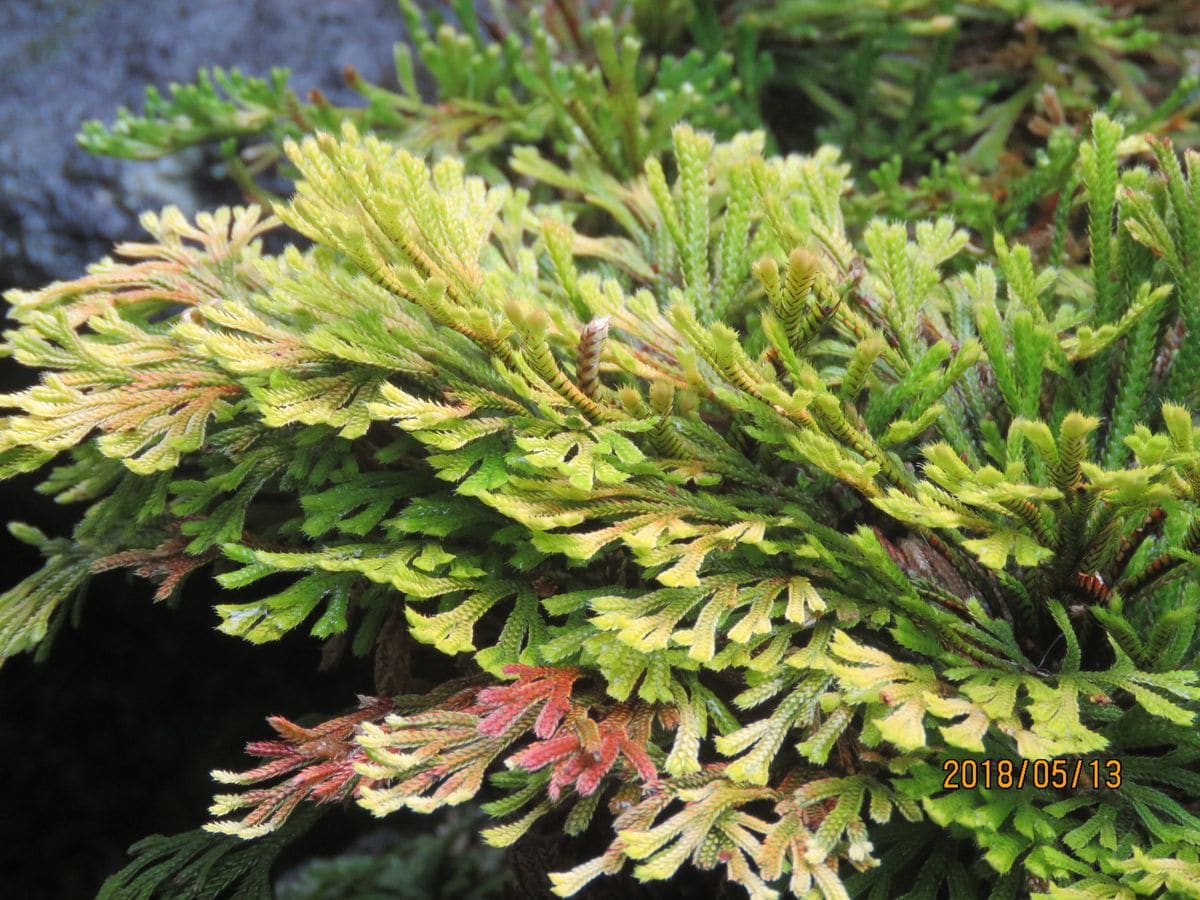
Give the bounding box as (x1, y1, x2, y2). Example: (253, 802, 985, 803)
(6, 5, 1200, 900)
(78, 0, 1200, 236)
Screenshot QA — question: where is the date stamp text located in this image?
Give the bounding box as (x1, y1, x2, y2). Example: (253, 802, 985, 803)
(942, 758, 1121, 791)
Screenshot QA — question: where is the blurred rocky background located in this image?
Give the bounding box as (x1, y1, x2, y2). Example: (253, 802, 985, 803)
(0, 0, 405, 290)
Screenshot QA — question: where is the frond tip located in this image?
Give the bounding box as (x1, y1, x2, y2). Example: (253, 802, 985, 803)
(576, 315, 611, 400)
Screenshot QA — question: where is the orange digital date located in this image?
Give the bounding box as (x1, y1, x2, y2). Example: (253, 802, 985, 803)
(942, 757, 1122, 791)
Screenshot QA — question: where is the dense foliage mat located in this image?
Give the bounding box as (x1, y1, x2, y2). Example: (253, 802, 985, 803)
(6, 2, 1200, 897)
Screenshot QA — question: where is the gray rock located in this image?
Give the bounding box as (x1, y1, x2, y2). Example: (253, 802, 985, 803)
(0, 0, 406, 290)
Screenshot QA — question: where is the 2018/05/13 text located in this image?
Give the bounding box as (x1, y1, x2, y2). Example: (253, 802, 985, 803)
(942, 758, 1122, 791)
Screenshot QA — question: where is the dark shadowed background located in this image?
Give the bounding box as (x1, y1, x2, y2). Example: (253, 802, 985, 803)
(0, 2, 406, 896)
